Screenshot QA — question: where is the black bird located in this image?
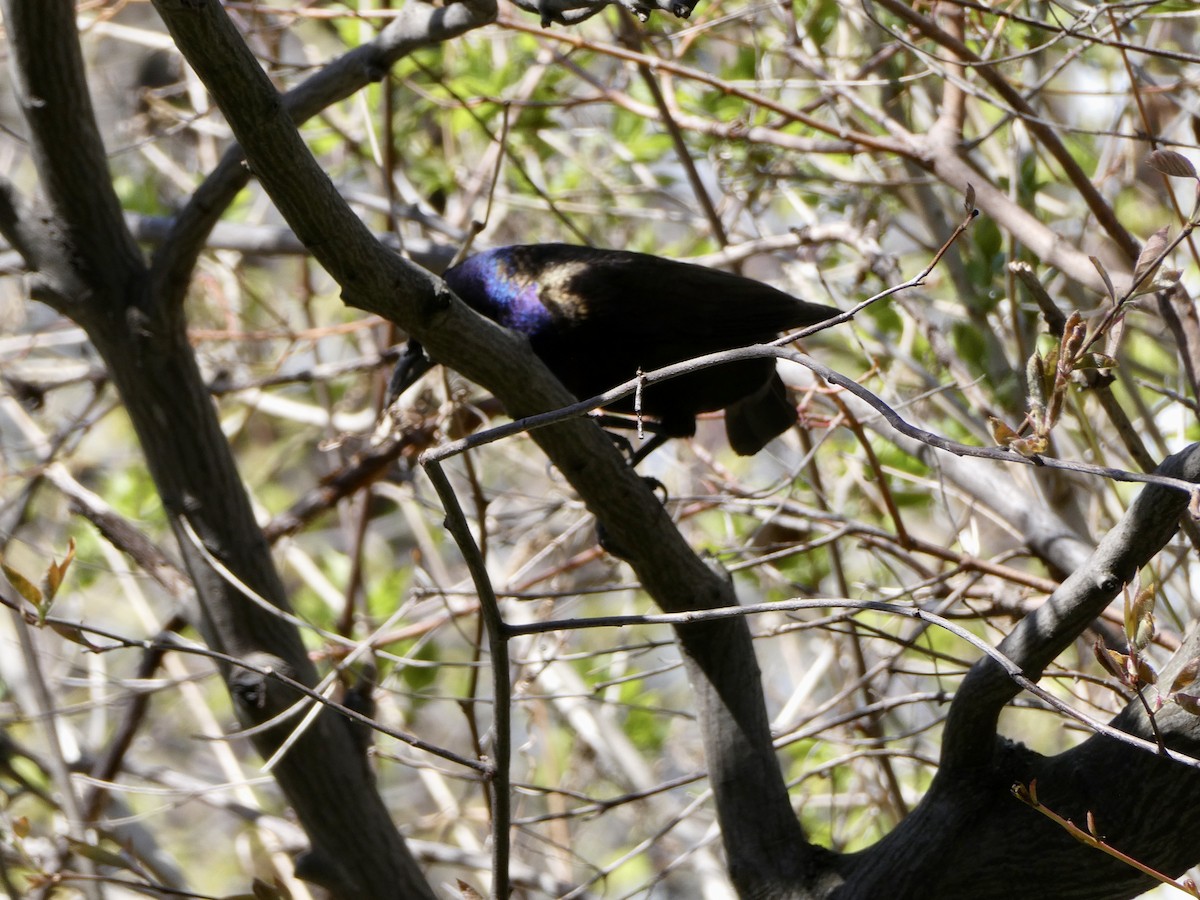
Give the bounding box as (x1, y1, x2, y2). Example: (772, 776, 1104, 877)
(390, 244, 838, 457)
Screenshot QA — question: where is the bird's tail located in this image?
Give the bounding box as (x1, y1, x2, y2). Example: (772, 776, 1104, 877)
(724, 373, 797, 456)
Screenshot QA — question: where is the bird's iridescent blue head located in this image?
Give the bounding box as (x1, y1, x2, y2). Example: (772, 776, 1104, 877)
(443, 249, 553, 336)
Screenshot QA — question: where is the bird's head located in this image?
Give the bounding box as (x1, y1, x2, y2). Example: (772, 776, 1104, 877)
(444, 248, 555, 335)
(385, 247, 549, 404)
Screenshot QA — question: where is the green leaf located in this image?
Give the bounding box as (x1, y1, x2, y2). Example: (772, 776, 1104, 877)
(1125, 584, 1155, 651)
(1, 562, 41, 606)
(67, 836, 135, 871)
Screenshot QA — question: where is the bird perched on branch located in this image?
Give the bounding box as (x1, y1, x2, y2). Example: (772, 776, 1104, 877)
(389, 244, 838, 458)
(513, 0, 698, 28)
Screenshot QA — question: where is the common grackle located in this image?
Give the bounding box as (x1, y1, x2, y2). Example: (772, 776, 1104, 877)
(390, 244, 838, 457)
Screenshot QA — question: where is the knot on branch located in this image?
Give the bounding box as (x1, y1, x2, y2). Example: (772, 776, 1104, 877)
(230, 651, 298, 719)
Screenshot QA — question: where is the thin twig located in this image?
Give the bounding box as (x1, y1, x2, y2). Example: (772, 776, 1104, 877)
(424, 460, 512, 900)
(500, 594, 1200, 770)
(0, 594, 492, 774)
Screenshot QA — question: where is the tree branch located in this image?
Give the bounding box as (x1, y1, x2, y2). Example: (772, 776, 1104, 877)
(151, 1, 816, 892)
(941, 442, 1200, 769)
(0, 0, 142, 317)
(3, 2, 437, 896)
(149, 0, 497, 308)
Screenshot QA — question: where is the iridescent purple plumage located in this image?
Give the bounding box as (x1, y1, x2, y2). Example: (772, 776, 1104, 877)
(395, 244, 839, 456)
(444, 251, 553, 336)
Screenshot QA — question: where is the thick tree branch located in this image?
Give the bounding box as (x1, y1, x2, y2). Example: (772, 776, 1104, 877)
(0, 1, 142, 316)
(150, 0, 497, 308)
(151, 1, 816, 893)
(835, 445, 1200, 900)
(941, 442, 1200, 769)
(3, 2, 435, 896)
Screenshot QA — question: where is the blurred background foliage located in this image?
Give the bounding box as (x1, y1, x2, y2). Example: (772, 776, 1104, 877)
(2, 0, 1200, 896)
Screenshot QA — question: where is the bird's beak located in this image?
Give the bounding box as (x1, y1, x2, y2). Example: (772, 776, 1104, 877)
(385, 340, 435, 407)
